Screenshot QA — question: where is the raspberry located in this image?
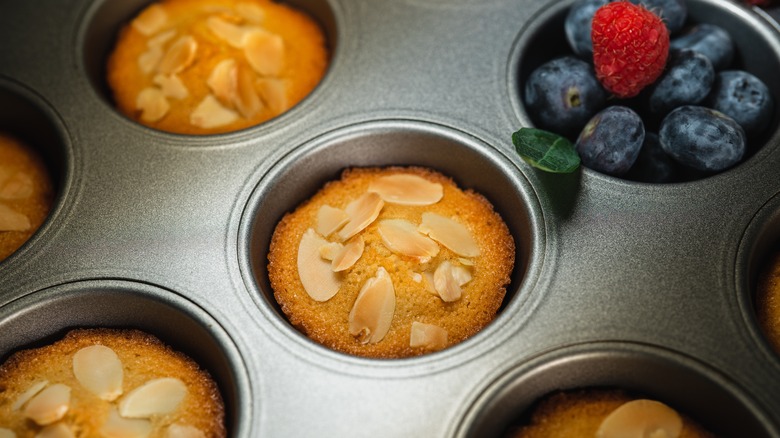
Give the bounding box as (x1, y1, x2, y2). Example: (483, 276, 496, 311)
(591, 1, 669, 98)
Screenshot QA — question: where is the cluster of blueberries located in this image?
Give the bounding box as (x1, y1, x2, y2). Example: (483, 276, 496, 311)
(523, 0, 775, 182)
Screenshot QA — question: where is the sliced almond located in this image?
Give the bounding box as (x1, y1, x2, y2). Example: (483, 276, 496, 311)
(12, 380, 48, 411)
(256, 78, 288, 113)
(206, 16, 249, 48)
(433, 260, 462, 302)
(410, 272, 423, 283)
(118, 377, 187, 418)
(0, 203, 31, 231)
(135, 87, 169, 122)
(236, 3, 266, 23)
(233, 64, 262, 118)
(157, 35, 197, 75)
(147, 29, 177, 48)
(207, 58, 238, 105)
(337, 192, 384, 241)
(348, 267, 396, 344)
(450, 264, 472, 286)
(458, 257, 474, 266)
(315, 205, 349, 237)
(190, 94, 239, 129)
(244, 30, 284, 76)
(72, 345, 124, 401)
(132, 4, 167, 36)
(368, 174, 443, 206)
(318, 241, 342, 261)
(377, 219, 439, 262)
(138, 46, 163, 75)
(166, 424, 206, 438)
(0, 170, 34, 200)
(0, 428, 16, 438)
(153, 74, 189, 100)
(419, 212, 480, 257)
(23, 383, 70, 426)
(101, 407, 153, 438)
(331, 235, 364, 272)
(298, 228, 341, 301)
(409, 321, 448, 350)
(36, 423, 75, 438)
(597, 399, 683, 438)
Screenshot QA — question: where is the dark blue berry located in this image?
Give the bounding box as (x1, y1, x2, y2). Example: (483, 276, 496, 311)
(648, 49, 714, 116)
(628, 132, 678, 183)
(576, 106, 645, 175)
(706, 70, 774, 137)
(670, 24, 734, 70)
(524, 56, 608, 137)
(565, 0, 613, 58)
(628, 0, 687, 33)
(659, 106, 746, 172)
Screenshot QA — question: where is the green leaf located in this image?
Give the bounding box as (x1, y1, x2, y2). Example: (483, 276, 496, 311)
(512, 128, 580, 173)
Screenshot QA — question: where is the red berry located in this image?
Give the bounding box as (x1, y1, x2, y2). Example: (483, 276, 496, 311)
(591, 1, 670, 98)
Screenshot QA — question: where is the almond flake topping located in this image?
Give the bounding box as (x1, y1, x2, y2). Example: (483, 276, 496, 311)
(166, 424, 206, 438)
(0, 428, 15, 438)
(349, 267, 396, 344)
(433, 260, 463, 302)
(12, 380, 48, 411)
(331, 235, 364, 272)
(37, 423, 75, 438)
(101, 407, 153, 438)
(368, 174, 443, 206)
(136, 87, 170, 123)
(256, 78, 288, 113)
(132, 4, 167, 36)
(409, 321, 448, 350)
(118, 377, 187, 418)
(206, 16, 251, 48)
(234, 64, 263, 118)
(377, 219, 439, 262)
(148, 29, 177, 48)
(138, 46, 164, 75)
(315, 205, 349, 237)
(0, 203, 31, 231)
(337, 192, 384, 241)
(72, 345, 124, 401)
(0, 170, 34, 200)
(244, 30, 284, 76)
(158, 35, 197, 75)
(236, 3, 266, 23)
(23, 383, 70, 426)
(153, 74, 189, 100)
(419, 212, 480, 257)
(207, 59, 238, 104)
(190, 94, 239, 129)
(597, 399, 683, 438)
(318, 241, 342, 261)
(298, 228, 341, 302)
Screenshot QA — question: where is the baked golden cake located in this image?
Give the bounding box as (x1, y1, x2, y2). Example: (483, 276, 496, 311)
(0, 133, 54, 262)
(509, 389, 714, 438)
(0, 328, 225, 438)
(107, 0, 328, 135)
(267, 166, 515, 358)
(757, 247, 780, 355)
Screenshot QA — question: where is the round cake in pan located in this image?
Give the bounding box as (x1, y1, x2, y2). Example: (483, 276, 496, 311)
(107, 0, 328, 135)
(757, 247, 780, 355)
(0, 133, 54, 262)
(509, 389, 714, 437)
(267, 166, 515, 358)
(0, 328, 225, 437)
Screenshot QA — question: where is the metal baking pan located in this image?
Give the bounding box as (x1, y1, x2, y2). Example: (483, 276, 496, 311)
(1, 0, 780, 436)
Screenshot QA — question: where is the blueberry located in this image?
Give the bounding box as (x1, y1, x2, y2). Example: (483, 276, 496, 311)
(628, 0, 687, 33)
(576, 106, 645, 175)
(524, 56, 608, 137)
(706, 70, 774, 137)
(648, 49, 714, 116)
(659, 105, 746, 172)
(565, 0, 614, 58)
(671, 24, 734, 70)
(628, 132, 678, 183)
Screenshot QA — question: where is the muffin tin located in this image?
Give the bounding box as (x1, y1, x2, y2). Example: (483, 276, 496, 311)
(1, 0, 780, 436)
